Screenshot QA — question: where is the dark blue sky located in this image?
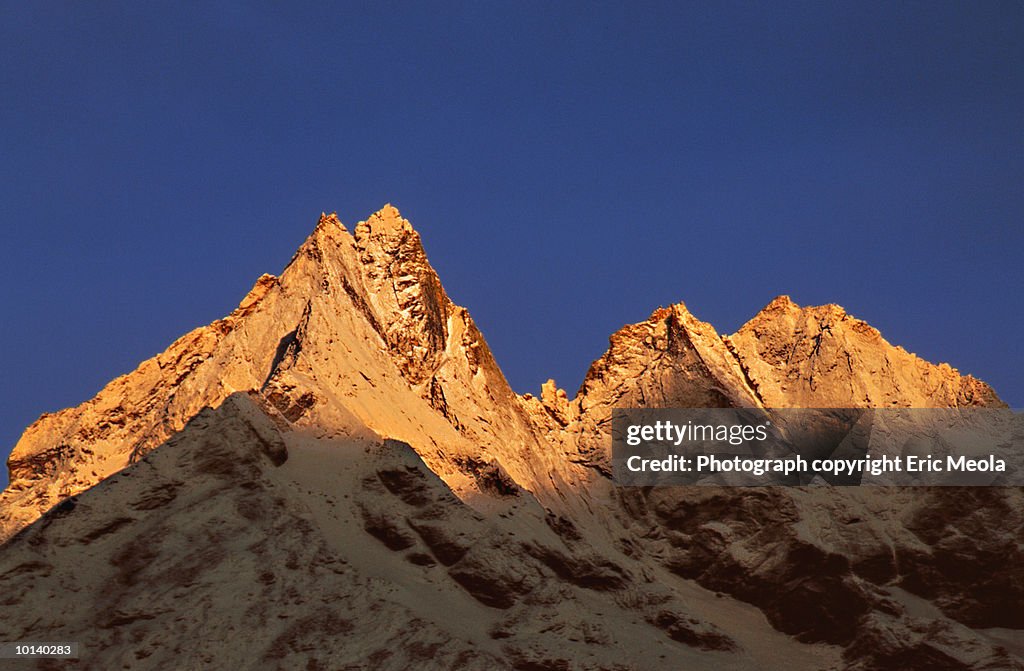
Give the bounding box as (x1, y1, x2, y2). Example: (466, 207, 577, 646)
(2, 3, 1021, 485)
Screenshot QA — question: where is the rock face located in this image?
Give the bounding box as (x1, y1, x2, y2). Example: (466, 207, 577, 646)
(726, 295, 1002, 409)
(0, 206, 1019, 671)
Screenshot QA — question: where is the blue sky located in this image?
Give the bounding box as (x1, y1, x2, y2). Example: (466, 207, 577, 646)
(1, 2, 1021, 485)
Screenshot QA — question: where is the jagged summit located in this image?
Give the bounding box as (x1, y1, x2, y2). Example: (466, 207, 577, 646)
(359, 202, 409, 231)
(314, 204, 410, 238)
(317, 210, 342, 226)
(728, 295, 1001, 408)
(767, 294, 796, 307)
(1, 206, 558, 540)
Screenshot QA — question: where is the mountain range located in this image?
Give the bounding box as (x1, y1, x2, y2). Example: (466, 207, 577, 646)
(1, 206, 1019, 670)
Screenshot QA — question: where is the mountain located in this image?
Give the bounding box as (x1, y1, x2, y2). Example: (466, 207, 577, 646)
(1, 206, 1019, 671)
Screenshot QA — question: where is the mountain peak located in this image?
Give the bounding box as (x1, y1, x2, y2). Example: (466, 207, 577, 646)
(359, 203, 410, 234)
(765, 294, 798, 311)
(315, 211, 346, 233)
(729, 298, 1002, 408)
(375, 202, 402, 219)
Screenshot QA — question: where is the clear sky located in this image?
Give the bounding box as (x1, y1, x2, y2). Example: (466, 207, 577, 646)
(1, 3, 1021, 486)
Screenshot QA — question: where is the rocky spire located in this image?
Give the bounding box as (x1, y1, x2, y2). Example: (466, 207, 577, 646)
(1, 206, 567, 540)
